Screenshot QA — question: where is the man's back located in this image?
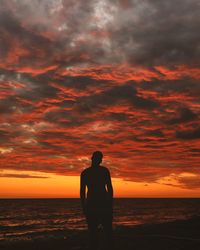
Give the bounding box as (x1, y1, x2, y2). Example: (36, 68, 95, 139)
(81, 166, 110, 202)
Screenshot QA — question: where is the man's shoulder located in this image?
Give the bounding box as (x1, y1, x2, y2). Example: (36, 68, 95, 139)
(81, 167, 91, 176)
(100, 166, 110, 173)
(81, 166, 109, 174)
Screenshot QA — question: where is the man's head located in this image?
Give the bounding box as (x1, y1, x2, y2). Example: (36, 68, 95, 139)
(91, 151, 103, 166)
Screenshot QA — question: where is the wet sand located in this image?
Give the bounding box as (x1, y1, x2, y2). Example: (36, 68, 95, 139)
(0, 216, 199, 250)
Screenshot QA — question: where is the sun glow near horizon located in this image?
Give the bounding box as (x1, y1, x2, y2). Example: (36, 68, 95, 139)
(0, 170, 199, 198)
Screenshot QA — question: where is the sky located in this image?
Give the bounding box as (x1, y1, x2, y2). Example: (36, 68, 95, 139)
(0, 0, 200, 198)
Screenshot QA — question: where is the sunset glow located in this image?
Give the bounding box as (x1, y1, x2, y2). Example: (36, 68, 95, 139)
(1, 170, 199, 198)
(0, 0, 200, 198)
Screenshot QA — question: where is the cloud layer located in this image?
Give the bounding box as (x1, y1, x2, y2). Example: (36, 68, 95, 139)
(0, 0, 200, 190)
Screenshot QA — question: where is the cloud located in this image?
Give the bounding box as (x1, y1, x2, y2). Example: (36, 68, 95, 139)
(75, 83, 160, 113)
(1, 0, 200, 68)
(0, 130, 10, 143)
(177, 175, 200, 189)
(111, 0, 200, 66)
(168, 107, 198, 124)
(176, 127, 200, 140)
(162, 173, 200, 189)
(144, 129, 164, 138)
(0, 0, 199, 190)
(0, 173, 49, 178)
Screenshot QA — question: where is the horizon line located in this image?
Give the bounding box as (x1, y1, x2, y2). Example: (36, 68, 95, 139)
(0, 197, 200, 199)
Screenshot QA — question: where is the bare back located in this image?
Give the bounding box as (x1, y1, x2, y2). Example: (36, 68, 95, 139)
(80, 166, 113, 208)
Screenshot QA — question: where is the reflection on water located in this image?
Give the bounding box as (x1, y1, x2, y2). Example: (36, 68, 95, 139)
(0, 198, 200, 241)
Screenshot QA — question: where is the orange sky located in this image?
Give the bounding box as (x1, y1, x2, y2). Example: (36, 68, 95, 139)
(0, 0, 200, 198)
(0, 170, 199, 198)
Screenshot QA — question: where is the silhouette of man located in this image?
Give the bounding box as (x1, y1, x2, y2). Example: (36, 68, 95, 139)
(80, 151, 113, 250)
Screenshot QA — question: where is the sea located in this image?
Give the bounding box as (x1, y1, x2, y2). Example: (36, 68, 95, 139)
(0, 198, 200, 242)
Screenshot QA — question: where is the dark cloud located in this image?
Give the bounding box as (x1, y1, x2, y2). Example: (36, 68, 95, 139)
(38, 131, 81, 142)
(122, 171, 167, 183)
(0, 173, 49, 178)
(165, 174, 200, 189)
(76, 83, 160, 114)
(0, 130, 10, 143)
(145, 129, 164, 137)
(168, 107, 198, 124)
(111, 0, 200, 66)
(0, 97, 18, 115)
(140, 78, 200, 97)
(176, 127, 200, 140)
(106, 112, 129, 121)
(0, 10, 56, 68)
(1, 0, 199, 68)
(59, 75, 112, 91)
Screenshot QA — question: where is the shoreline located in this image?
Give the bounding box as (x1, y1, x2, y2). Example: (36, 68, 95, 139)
(0, 216, 199, 250)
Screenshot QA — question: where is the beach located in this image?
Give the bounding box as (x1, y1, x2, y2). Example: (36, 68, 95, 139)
(1, 216, 199, 250)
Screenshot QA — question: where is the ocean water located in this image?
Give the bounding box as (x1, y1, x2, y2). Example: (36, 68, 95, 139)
(0, 198, 200, 242)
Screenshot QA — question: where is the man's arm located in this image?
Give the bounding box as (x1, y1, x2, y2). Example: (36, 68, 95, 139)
(106, 169, 113, 202)
(80, 172, 86, 214)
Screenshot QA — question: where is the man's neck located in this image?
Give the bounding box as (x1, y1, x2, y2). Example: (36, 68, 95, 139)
(91, 164, 100, 168)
